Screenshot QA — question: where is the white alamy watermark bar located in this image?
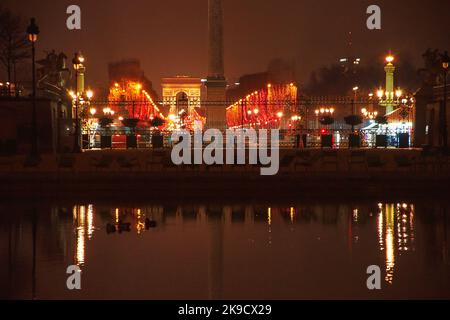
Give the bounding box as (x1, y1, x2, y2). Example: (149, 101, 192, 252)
(171, 129, 280, 176)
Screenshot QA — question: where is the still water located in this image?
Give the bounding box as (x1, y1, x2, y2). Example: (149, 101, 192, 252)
(0, 201, 449, 300)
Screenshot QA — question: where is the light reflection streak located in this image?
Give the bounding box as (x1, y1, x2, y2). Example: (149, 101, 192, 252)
(377, 203, 415, 285)
(290, 207, 294, 224)
(136, 208, 145, 234)
(75, 205, 86, 266)
(74, 205, 97, 266)
(385, 204, 395, 284)
(353, 209, 359, 223)
(378, 208, 384, 251)
(87, 204, 94, 239)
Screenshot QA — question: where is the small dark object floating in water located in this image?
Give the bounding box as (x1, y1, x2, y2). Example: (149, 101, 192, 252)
(106, 223, 116, 234)
(145, 219, 157, 229)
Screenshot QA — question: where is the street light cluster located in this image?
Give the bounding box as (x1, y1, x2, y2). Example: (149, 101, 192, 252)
(361, 108, 378, 120)
(102, 107, 115, 116)
(377, 88, 403, 101)
(315, 108, 335, 116)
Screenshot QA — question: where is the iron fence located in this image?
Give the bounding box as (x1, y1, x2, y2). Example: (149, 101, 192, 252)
(79, 127, 414, 150)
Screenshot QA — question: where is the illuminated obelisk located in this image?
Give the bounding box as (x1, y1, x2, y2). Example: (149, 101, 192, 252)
(205, 0, 227, 130)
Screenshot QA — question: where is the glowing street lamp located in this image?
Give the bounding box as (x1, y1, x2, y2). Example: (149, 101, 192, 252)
(377, 89, 384, 99)
(378, 53, 402, 113)
(352, 86, 359, 115)
(26, 18, 40, 164)
(361, 108, 378, 120)
(315, 108, 334, 116)
(72, 51, 86, 153)
(86, 89, 94, 100)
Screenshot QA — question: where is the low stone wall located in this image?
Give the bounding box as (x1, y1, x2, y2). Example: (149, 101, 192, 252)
(0, 149, 449, 199)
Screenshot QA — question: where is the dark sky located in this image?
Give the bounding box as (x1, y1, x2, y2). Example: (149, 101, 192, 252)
(3, 0, 450, 93)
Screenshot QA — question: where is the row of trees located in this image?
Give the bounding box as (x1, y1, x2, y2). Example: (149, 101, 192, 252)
(304, 50, 450, 96)
(305, 53, 422, 96)
(0, 6, 30, 93)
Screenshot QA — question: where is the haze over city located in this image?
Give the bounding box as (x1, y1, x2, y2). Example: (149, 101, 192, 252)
(2, 0, 449, 91)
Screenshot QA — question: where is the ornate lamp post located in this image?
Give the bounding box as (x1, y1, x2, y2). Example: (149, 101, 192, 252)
(441, 51, 449, 149)
(315, 108, 334, 134)
(315, 108, 334, 148)
(378, 55, 403, 114)
(72, 52, 85, 153)
(361, 94, 379, 120)
(26, 18, 40, 164)
(352, 86, 358, 111)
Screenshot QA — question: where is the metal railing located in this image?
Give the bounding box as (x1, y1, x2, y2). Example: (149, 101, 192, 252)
(79, 127, 414, 150)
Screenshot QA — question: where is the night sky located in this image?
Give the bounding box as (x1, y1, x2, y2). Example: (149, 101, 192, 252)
(3, 0, 450, 92)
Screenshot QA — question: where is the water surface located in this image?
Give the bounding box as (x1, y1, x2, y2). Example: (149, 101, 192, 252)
(1, 201, 449, 299)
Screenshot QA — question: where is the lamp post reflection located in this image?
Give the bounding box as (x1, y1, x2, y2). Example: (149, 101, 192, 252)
(377, 203, 415, 285)
(73, 205, 95, 266)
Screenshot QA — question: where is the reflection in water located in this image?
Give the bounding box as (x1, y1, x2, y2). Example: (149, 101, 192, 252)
(0, 201, 448, 299)
(290, 207, 295, 224)
(376, 203, 416, 284)
(385, 204, 396, 284)
(74, 206, 86, 266)
(208, 208, 224, 300)
(87, 205, 94, 239)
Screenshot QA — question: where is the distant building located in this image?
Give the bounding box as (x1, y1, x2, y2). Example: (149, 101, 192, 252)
(227, 59, 296, 102)
(161, 76, 202, 116)
(0, 96, 73, 154)
(415, 83, 450, 147)
(0, 50, 74, 155)
(108, 59, 159, 101)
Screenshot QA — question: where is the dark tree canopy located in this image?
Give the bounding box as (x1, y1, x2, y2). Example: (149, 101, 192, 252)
(305, 53, 421, 96)
(418, 48, 449, 87)
(0, 6, 30, 87)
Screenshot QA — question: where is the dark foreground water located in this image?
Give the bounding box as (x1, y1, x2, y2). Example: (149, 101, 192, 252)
(0, 201, 449, 300)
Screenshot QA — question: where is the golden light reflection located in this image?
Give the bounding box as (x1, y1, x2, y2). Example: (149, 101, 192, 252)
(353, 209, 359, 223)
(76, 227, 85, 266)
(378, 208, 384, 251)
(74, 205, 97, 266)
(377, 203, 415, 285)
(290, 207, 295, 224)
(74, 205, 86, 266)
(385, 204, 395, 284)
(397, 203, 415, 253)
(136, 208, 145, 235)
(87, 204, 94, 239)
